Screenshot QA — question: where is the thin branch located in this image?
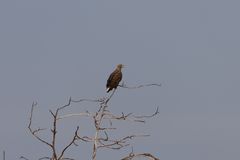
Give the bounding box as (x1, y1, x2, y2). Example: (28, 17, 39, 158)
(133, 107, 159, 119)
(58, 126, 80, 160)
(76, 135, 94, 142)
(105, 89, 116, 104)
(58, 112, 93, 120)
(121, 150, 160, 160)
(98, 134, 149, 150)
(119, 83, 161, 89)
(102, 107, 159, 123)
(58, 97, 72, 110)
(71, 98, 105, 103)
(50, 109, 57, 160)
(19, 156, 29, 160)
(28, 102, 53, 148)
(39, 157, 51, 160)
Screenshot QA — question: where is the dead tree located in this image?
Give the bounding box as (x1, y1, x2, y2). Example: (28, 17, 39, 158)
(24, 83, 160, 160)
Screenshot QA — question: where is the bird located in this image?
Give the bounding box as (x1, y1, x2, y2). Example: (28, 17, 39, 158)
(106, 64, 124, 93)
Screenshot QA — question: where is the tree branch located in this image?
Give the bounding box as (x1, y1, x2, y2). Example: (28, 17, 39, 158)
(27, 98, 83, 160)
(119, 83, 161, 89)
(121, 149, 160, 160)
(28, 102, 52, 148)
(58, 126, 80, 160)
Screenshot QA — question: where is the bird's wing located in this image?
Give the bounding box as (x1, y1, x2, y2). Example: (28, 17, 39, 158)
(117, 72, 122, 84)
(106, 72, 115, 88)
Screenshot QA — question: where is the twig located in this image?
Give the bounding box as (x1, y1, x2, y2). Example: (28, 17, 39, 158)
(71, 98, 104, 103)
(121, 149, 160, 160)
(19, 156, 29, 160)
(58, 112, 93, 120)
(28, 102, 52, 148)
(133, 107, 159, 119)
(98, 134, 149, 150)
(119, 83, 161, 89)
(58, 126, 80, 160)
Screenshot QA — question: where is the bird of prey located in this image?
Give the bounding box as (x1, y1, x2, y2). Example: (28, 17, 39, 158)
(106, 64, 124, 92)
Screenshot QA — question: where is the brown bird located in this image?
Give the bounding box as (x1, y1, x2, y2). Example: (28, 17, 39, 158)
(106, 64, 124, 93)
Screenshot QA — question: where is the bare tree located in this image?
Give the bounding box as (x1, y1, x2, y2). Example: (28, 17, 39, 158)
(23, 83, 160, 160)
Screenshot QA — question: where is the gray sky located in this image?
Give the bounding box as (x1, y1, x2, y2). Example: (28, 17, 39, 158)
(0, 0, 240, 159)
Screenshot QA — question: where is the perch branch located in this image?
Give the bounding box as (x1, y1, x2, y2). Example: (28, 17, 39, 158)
(119, 83, 161, 89)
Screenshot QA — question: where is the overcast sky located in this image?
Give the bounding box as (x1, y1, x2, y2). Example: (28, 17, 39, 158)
(0, 1, 240, 160)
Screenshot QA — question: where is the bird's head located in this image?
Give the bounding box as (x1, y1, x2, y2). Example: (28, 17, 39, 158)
(117, 64, 124, 70)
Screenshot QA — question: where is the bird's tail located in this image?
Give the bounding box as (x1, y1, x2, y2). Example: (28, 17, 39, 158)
(106, 88, 111, 93)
